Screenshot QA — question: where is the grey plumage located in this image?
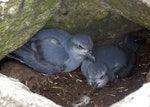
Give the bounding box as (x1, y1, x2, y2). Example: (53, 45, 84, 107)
(81, 35, 146, 88)
(81, 60, 110, 88)
(8, 29, 95, 74)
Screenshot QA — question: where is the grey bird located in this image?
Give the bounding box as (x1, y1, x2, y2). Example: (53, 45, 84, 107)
(8, 29, 95, 74)
(81, 34, 146, 88)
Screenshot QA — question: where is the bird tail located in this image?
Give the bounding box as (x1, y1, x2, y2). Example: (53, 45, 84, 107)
(7, 52, 22, 61)
(7, 44, 32, 63)
(118, 34, 147, 52)
(7, 50, 25, 64)
(133, 35, 147, 45)
(116, 34, 146, 78)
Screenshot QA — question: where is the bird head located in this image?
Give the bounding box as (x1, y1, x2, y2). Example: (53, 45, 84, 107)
(67, 34, 95, 61)
(86, 63, 109, 89)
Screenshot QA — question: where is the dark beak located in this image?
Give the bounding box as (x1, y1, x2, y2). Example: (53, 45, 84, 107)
(86, 51, 95, 62)
(91, 81, 99, 89)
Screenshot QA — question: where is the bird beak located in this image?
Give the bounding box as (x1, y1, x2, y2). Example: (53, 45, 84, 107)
(86, 52, 95, 62)
(93, 83, 98, 89)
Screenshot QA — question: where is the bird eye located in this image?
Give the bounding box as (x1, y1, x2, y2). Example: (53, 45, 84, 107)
(100, 75, 104, 79)
(78, 44, 84, 49)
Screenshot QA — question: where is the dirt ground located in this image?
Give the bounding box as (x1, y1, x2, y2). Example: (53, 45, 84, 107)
(0, 30, 150, 107)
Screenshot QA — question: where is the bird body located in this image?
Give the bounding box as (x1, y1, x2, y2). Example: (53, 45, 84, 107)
(8, 29, 95, 74)
(93, 45, 127, 77)
(81, 35, 146, 88)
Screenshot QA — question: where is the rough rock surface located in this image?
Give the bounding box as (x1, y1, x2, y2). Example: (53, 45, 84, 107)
(110, 82, 150, 107)
(103, 0, 150, 30)
(0, 0, 61, 59)
(0, 73, 62, 107)
(46, 0, 143, 39)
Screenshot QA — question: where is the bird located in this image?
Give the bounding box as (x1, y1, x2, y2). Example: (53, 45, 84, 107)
(8, 29, 95, 74)
(81, 34, 146, 88)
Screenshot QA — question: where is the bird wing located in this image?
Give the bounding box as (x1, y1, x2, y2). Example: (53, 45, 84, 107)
(31, 29, 71, 47)
(8, 29, 72, 74)
(116, 50, 135, 78)
(31, 37, 69, 67)
(8, 37, 69, 74)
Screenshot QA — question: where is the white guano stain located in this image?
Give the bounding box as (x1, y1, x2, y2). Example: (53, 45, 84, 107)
(0, 0, 10, 19)
(8, 7, 16, 15)
(141, 0, 150, 7)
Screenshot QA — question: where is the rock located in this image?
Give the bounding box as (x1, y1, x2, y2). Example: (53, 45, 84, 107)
(102, 0, 150, 30)
(110, 82, 150, 107)
(45, 0, 143, 39)
(0, 0, 61, 59)
(0, 73, 62, 107)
